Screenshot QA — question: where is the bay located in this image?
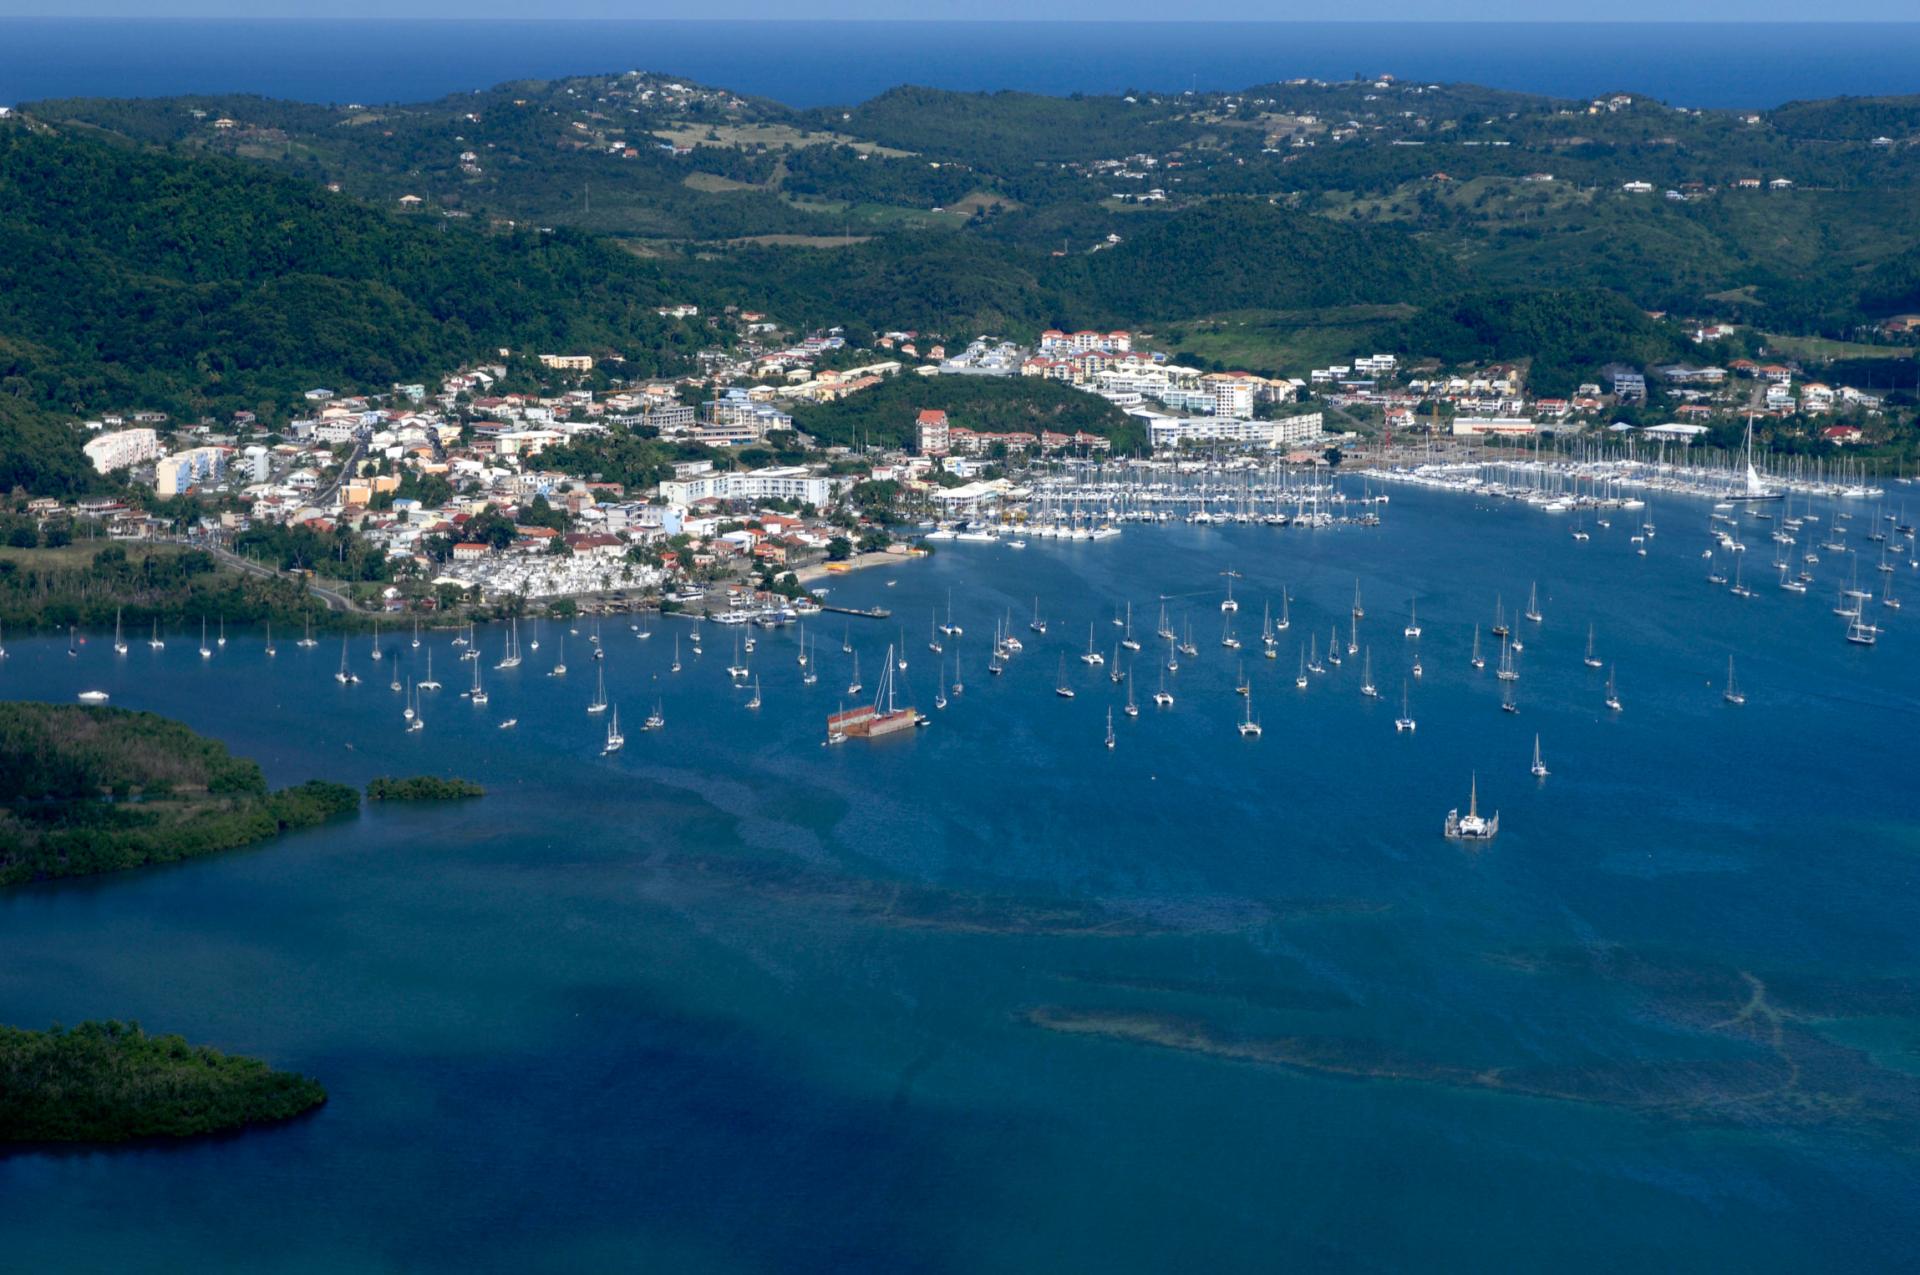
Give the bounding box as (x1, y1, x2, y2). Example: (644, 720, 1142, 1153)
(2, 484, 1918, 1271)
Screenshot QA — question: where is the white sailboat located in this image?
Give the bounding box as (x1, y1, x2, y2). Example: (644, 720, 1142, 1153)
(497, 619, 522, 668)
(1531, 735, 1548, 778)
(644, 697, 665, 731)
(1470, 625, 1484, 670)
(150, 617, 165, 650)
(1605, 664, 1622, 711)
(746, 677, 762, 711)
(603, 704, 624, 753)
(264, 622, 275, 657)
(1124, 672, 1140, 717)
(1082, 623, 1105, 665)
(1351, 579, 1364, 620)
(1296, 648, 1309, 690)
(368, 619, 379, 659)
(468, 656, 488, 705)
(1723, 655, 1746, 706)
(1237, 690, 1262, 738)
(550, 637, 567, 676)
(1523, 581, 1542, 624)
(1395, 680, 1415, 732)
(1361, 647, 1380, 698)
(113, 608, 127, 655)
(218, 615, 227, 647)
(1055, 654, 1075, 698)
(1105, 707, 1117, 750)
(1276, 590, 1291, 631)
(847, 650, 862, 696)
(1583, 623, 1602, 669)
(1443, 774, 1498, 840)
(1154, 665, 1175, 707)
(335, 638, 358, 684)
(297, 613, 316, 648)
(419, 647, 440, 690)
(1404, 599, 1421, 639)
(587, 664, 607, 714)
(199, 618, 212, 659)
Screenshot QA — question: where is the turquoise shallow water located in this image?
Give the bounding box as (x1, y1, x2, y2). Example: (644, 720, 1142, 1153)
(3, 485, 1918, 1272)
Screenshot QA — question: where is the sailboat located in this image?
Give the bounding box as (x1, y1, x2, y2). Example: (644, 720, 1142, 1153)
(1351, 579, 1364, 620)
(200, 618, 212, 659)
(1497, 635, 1518, 682)
(469, 656, 488, 705)
(729, 632, 750, 680)
(798, 624, 809, 665)
(804, 638, 819, 685)
(297, 612, 316, 648)
(1155, 601, 1174, 641)
(1727, 413, 1781, 502)
(550, 637, 567, 676)
(643, 697, 665, 731)
(746, 677, 762, 711)
(940, 590, 963, 637)
(412, 619, 422, 649)
(1307, 633, 1325, 675)
(1122, 602, 1141, 652)
(896, 632, 908, 671)
(403, 678, 416, 721)
(1583, 623, 1602, 669)
(1238, 690, 1262, 737)
(112, 608, 127, 654)
(1326, 625, 1342, 667)
(1082, 623, 1105, 665)
(1500, 678, 1518, 714)
(1296, 648, 1309, 690)
(68, 624, 78, 657)
(1260, 602, 1277, 657)
(1055, 654, 1076, 698)
(603, 704, 625, 753)
(1523, 581, 1542, 624)
(953, 653, 965, 697)
(1490, 596, 1508, 639)
(1346, 614, 1358, 657)
(388, 663, 401, 692)
(217, 615, 227, 648)
(587, 664, 607, 714)
(847, 650, 862, 696)
(1404, 599, 1421, 639)
(419, 647, 440, 690)
(669, 635, 680, 674)
(1220, 616, 1241, 651)
(1179, 616, 1198, 659)
(935, 659, 949, 710)
(264, 622, 276, 657)
(1235, 660, 1250, 696)
(335, 638, 358, 684)
(1276, 590, 1290, 631)
(1470, 625, 1485, 670)
(1105, 707, 1117, 750)
(1531, 735, 1548, 778)
(1395, 680, 1415, 732)
(1605, 665, 1622, 711)
(1729, 552, 1753, 599)
(1360, 647, 1380, 698)
(408, 683, 425, 732)
(497, 619, 522, 668)
(1723, 655, 1746, 706)
(1124, 672, 1140, 717)
(1030, 597, 1048, 635)
(1221, 577, 1239, 613)
(1412, 652, 1424, 679)
(149, 617, 165, 650)
(368, 619, 379, 659)
(1154, 665, 1175, 707)
(929, 611, 944, 655)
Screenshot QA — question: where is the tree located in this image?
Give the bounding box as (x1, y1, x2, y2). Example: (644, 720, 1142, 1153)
(827, 536, 852, 561)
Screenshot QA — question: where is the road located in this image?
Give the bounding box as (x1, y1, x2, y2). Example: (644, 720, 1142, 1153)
(199, 540, 357, 612)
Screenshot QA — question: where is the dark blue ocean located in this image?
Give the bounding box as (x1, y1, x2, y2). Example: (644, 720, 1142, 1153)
(3, 485, 1919, 1271)
(3, 19, 1920, 109)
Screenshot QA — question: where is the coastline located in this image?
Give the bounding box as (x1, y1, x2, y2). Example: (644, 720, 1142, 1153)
(794, 549, 922, 586)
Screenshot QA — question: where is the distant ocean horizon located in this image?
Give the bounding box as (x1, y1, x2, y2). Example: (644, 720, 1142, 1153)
(3, 19, 1920, 111)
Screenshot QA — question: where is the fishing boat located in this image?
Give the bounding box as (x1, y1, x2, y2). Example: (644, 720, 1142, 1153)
(1471, 625, 1485, 670)
(1055, 654, 1076, 698)
(603, 705, 624, 753)
(1082, 623, 1105, 666)
(1583, 623, 1602, 669)
(1360, 648, 1380, 698)
(1531, 735, 1548, 778)
(1443, 775, 1499, 841)
(587, 665, 608, 714)
(1395, 681, 1415, 732)
(1105, 708, 1117, 750)
(1605, 665, 1622, 711)
(1237, 691, 1262, 738)
(1523, 582, 1542, 624)
(113, 608, 127, 655)
(1723, 655, 1746, 705)
(1154, 666, 1175, 707)
(1404, 599, 1421, 639)
(419, 648, 440, 690)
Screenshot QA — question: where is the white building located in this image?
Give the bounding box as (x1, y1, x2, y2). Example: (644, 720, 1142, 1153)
(657, 466, 845, 509)
(155, 447, 229, 496)
(1144, 412, 1323, 451)
(1451, 417, 1538, 438)
(83, 427, 161, 474)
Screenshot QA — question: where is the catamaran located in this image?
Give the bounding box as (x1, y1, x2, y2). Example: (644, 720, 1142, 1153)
(335, 638, 358, 684)
(939, 590, 962, 637)
(1238, 691, 1262, 738)
(729, 632, 750, 680)
(1221, 578, 1239, 613)
(297, 613, 316, 648)
(1444, 775, 1499, 841)
(1531, 735, 1548, 778)
(1082, 623, 1105, 665)
(1404, 599, 1421, 639)
(419, 647, 440, 690)
(1154, 665, 1175, 707)
(1395, 680, 1415, 732)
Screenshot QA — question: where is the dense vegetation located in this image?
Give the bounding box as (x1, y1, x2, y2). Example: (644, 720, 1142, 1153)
(792, 374, 1143, 452)
(366, 776, 485, 801)
(1391, 288, 1700, 396)
(0, 703, 360, 885)
(0, 1020, 325, 1144)
(0, 540, 336, 632)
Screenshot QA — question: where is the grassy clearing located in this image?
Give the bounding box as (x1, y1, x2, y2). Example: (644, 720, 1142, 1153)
(1153, 305, 1416, 376)
(650, 122, 912, 158)
(1763, 332, 1915, 361)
